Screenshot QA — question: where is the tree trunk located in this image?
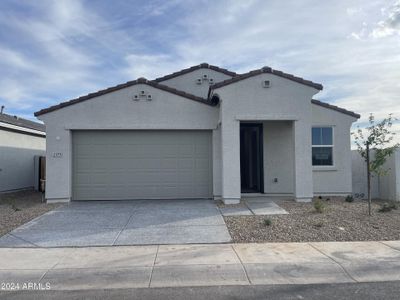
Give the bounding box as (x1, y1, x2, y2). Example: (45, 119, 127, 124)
(366, 143, 371, 216)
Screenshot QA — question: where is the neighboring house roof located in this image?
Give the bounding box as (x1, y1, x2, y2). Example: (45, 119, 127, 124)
(0, 112, 45, 132)
(154, 63, 237, 82)
(34, 78, 214, 116)
(311, 99, 360, 119)
(208, 66, 323, 97)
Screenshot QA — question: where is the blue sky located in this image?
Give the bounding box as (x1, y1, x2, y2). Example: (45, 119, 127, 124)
(0, 0, 399, 137)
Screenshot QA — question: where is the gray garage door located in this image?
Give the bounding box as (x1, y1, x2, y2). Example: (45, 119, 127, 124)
(72, 130, 212, 200)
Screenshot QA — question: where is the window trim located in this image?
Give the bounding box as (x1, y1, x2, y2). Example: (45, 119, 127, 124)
(312, 126, 334, 167)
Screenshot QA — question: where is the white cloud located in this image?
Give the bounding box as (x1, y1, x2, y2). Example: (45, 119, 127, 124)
(346, 7, 364, 16)
(0, 0, 126, 111)
(0, 0, 399, 144)
(371, 0, 400, 37)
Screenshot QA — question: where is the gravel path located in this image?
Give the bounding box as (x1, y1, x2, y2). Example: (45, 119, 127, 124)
(0, 190, 61, 236)
(225, 197, 400, 243)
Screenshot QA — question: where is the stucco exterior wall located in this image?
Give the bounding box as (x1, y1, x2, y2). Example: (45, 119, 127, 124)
(379, 150, 400, 201)
(352, 149, 400, 201)
(214, 73, 319, 202)
(38, 84, 219, 202)
(312, 104, 356, 195)
(159, 69, 233, 98)
(352, 150, 380, 199)
(212, 125, 222, 199)
(0, 129, 45, 192)
(263, 121, 294, 195)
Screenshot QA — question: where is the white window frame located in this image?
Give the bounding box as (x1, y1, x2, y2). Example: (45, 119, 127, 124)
(312, 126, 334, 167)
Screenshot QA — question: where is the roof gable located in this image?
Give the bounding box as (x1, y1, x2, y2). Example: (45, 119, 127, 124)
(209, 66, 323, 97)
(34, 78, 213, 117)
(154, 63, 237, 82)
(34, 64, 358, 119)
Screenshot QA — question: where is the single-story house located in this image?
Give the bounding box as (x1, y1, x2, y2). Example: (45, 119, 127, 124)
(0, 111, 46, 192)
(34, 63, 360, 204)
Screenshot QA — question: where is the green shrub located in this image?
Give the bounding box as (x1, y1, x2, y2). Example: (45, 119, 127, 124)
(263, 218, 272, 226)
(314, 199, 325, 213)
(345, 195, 354, 203)
(378, 201, 398, 213)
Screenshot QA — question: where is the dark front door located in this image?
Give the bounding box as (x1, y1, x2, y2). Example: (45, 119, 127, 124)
(240, 123, 264, 193)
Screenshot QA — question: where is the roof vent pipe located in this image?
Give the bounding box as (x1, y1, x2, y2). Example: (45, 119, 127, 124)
(0, 105, 4, 114)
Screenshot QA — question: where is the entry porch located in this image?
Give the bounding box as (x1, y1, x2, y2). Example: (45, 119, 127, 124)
(216, 117, 313, 204)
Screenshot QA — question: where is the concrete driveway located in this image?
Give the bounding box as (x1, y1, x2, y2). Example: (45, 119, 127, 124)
(0, 200, 231, 247)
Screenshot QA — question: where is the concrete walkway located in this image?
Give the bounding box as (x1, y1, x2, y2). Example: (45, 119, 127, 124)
(1, 241, 400, 290)
(219, 198, 288, 216)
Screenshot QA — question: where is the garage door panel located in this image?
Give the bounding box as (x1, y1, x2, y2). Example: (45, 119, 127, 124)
(177, 145, 195, 156)
(125, 158, 163, 169)
(73, 131, 212, 200)
(128, 171, 178, 184)
(177, 159, 195, 169)
(74, 173, 92, 184)
(159, 159, 178, 169)
(196, 158, 210, 169)
(177, 171, 195, 183)
(195, 145, 210, 156)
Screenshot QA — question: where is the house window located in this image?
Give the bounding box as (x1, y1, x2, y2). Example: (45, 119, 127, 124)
(312, 127, 333, 166)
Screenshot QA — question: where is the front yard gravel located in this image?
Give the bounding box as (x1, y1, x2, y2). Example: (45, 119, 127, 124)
(0, 190, 61, 237)
(225, 197, 400, 243)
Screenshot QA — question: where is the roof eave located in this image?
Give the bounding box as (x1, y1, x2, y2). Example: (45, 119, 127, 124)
(209, 67, 323, 91)
(34, 78, 215, 117)
(154, 63, 237, 83)
(311, 99, 360, 119)
(0, 114, 46, 132)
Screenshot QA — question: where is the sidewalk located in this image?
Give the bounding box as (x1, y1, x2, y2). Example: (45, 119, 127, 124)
(1, 241, 400, 291)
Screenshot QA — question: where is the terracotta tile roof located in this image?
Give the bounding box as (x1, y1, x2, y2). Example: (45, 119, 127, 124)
(0, 112, 45, 132)
(208, 66, 323, 97)
(311, 99, 360, 119)
(34, 78, 214, 116)
(154, 63, 237, 82)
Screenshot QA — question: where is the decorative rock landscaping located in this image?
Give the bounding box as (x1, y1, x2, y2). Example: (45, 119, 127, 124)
(225, 197, 400, 243)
